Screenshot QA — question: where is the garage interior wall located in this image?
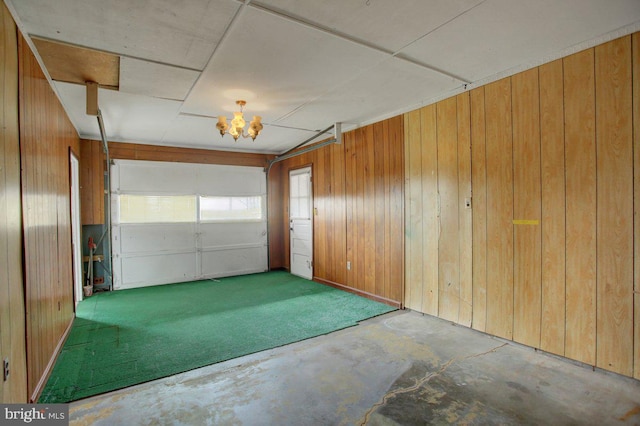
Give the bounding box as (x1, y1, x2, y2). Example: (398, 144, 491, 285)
(18, 30, 80, 400)
(4, 7, 640, 404)
(405, 32, 640, 380)
(268, 116, 405, 307)
(0, 2, 27, 403)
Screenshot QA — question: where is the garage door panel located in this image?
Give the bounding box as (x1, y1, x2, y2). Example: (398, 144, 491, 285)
(119, 223, 196, 253)
(195, 165, 266, 195)
(111, 160, 267, 290)
(201, 246, 267, 278)
(120, 252, 197, 289)
(199, 222, 267, 248)
(116, 161, 195, 194)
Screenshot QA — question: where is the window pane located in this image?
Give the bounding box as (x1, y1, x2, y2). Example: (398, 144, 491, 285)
(119, 195, 196, 223)
(298, 174, 309, 197)
(200, 196, 263, 221)
(290, 198, 299, 218)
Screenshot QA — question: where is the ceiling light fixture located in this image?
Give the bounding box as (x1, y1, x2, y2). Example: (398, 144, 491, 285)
(216, 100, 263, 141)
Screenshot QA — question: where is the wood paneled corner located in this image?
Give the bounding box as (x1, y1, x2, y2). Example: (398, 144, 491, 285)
(1, 2, 27, 402)
(269, 116, 404, 307)
(405, 31, 640, 379)
(19, 32, 78, 401)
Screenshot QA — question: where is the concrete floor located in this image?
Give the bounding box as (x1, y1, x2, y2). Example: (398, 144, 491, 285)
(69, 310, 640, 425)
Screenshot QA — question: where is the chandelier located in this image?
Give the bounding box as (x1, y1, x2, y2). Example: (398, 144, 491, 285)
(216, 100, 263, 141)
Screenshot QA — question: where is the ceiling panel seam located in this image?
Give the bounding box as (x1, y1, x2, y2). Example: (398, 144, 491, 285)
(179, 2, 246, 114)
(247, 0, 470, 84)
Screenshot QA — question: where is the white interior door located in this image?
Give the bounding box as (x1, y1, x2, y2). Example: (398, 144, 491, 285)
(290, 167, 313, 280)
(70, 153, 83, 306)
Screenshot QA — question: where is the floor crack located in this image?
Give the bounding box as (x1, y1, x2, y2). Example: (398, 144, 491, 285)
(358, 342, 508, 426)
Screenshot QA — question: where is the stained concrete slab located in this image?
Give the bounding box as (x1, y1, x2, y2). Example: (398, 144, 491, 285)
(69, 310, 640, 425)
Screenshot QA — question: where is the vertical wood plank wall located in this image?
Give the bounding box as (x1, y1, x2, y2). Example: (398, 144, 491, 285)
(634, 32, 640, 381)
(405, 95, 473, 326)
(564, 48, 597, 366)
(538, 59, 566, 356)
(19, 33, 79, 400)
(268, 116, 404, 306)
(0, 3, 27, 402)
(404, 32, 640, 378)
(80, 139, 105, 225)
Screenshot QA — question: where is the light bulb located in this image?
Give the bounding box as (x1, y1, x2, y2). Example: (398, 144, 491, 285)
(216, 116, 229, 136)
(231, 111, 245, 130)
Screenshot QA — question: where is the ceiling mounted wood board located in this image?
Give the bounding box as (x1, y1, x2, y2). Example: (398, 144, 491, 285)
(33, 37, 119, 89)
(12, 0, 239, 70)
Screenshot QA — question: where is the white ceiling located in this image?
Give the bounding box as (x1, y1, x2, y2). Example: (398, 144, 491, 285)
(6, 0, 640, 154)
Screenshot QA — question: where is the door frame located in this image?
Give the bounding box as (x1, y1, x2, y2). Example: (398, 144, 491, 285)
(69, 151, 83, 307)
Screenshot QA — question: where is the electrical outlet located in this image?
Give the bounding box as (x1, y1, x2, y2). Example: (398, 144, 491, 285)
(347, 261, 351, 271)
(464, 197, 472, 209)
(3, 358, 9, 381)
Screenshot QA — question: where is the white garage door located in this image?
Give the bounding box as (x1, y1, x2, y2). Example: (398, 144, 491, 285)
(111, 160, 267, 290)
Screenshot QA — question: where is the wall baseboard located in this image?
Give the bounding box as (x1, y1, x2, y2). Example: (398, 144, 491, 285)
(313, 277, 402, 309)
(29, 316, 74, 403)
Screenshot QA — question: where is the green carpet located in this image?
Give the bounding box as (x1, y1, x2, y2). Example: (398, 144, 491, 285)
(39, 271, 395, 403)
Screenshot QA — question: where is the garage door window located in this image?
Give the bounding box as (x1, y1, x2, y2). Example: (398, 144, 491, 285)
(199, 196, 263, 222)
(119, 195, 197, 223)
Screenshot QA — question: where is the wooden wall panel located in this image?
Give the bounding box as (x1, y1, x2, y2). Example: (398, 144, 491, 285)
(539, 59, 566, 357)
(270, 117, 403, 307)
(268, 161, 285, 269)
(631, 33, 640, 379)
(363, 126, 376, 294)
(80, 139, 104, 225)
(0, 3, 27, 402)
(484, 78, 514, 340)
(419, 105, 438, 315)
(315, 146, 328, 280)
(330, 141, 347, 285)
(564, 49, 597, 366)
(373, 122, 386, 297)
(346, 128, 363, 291)
(404, 110, 424, 311)
(19, 33, 78, 401)
(388, 116, 405, 304)
(470, 88, 487, 332)
(403, 96, 471, 325)
(512, 68, 542, 349)
(595, 36, 633, 376)
(108, 141, 271, 167)
(90, 141, 104, 223)
(437, 97, 460, 323)
(457, 93, 473, 327)
(633, 31, 640, 381)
